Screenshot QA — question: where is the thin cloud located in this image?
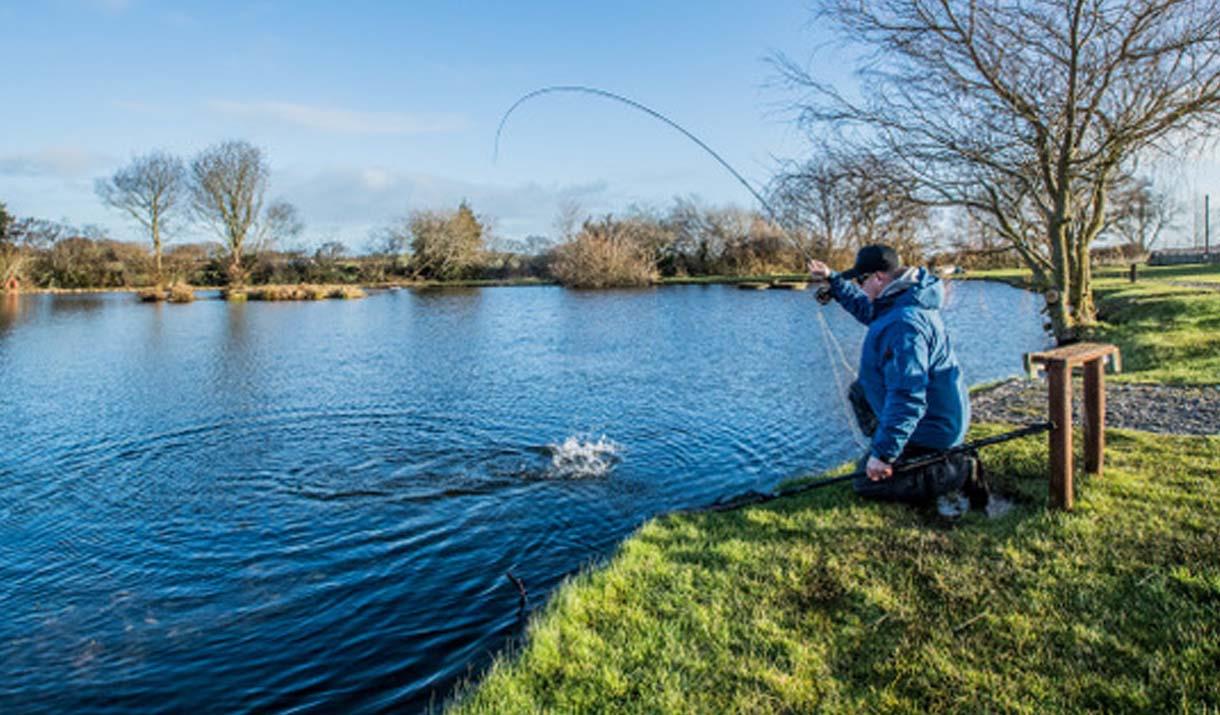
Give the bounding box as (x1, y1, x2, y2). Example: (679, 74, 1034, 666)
(0, 147, 109, 178)
(278, 166, 612, 240)
(207, 100, 467, 136)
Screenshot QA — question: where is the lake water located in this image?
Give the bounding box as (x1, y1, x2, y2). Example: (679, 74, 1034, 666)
(0, 282, 1049, 713)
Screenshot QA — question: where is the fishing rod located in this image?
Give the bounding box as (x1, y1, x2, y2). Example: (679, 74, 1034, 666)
(494, 85, 814, 264)
(493, 86, 1051, 508)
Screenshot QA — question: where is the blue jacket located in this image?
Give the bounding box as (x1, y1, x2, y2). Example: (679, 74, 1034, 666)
(828, 268, 970, 462)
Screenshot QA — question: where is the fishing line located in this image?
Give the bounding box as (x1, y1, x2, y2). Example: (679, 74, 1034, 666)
(495, 84, 864, 446)
(494, 85, 816, 263)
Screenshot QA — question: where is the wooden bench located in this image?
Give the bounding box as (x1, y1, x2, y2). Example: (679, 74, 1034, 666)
(1024, 343, 1121, 510)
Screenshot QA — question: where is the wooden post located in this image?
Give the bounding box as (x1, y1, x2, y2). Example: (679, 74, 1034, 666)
(1046, 360, 1073, 510)
(1084, 359, 1105, 474)
(1027, 343, 1120, 511)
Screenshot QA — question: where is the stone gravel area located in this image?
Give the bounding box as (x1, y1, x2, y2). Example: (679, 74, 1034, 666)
(972, 378, 1220, 436)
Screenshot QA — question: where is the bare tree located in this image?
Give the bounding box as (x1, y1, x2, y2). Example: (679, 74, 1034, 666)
(190, 140, 269, 287)
(1107, 175, 1180, 253)
(770, 148, 932, 264)
(258, 199, 305, 251)
(95, 151, 186, 285)
(779, 0, 1220, 341)
(553, 198, 585, 243)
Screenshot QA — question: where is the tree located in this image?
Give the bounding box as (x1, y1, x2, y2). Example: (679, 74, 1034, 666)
(408, 201, 486, 280)
(0, 202, 19, 288)
(770, 149, 932, 265)
(0, 201, 11, 242)
(780, 0, 1220, 341)
(1107, 175, 1180, 253)
(95, 151, 186, 285)
(259, 199, 305, 251)
(190, 140, 269, 287)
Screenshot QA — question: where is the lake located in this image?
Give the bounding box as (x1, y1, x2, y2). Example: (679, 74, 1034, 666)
(0, 281, 1049, 713)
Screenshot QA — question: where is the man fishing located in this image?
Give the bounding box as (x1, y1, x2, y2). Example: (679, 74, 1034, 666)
(809, 245, 980, 515)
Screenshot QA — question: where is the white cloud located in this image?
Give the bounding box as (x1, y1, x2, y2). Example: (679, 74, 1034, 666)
(0, 147, 109, 178)
(277, 166, 612, 242)
(207, 100, 467, 136)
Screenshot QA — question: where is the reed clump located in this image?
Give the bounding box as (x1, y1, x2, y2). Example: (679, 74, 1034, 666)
(138, 283, 197, 303)
(328, 285, 367, 299)
(238, 284, 367, 301)
(549, 219, 657, 289)
(168, 284, 196, 303)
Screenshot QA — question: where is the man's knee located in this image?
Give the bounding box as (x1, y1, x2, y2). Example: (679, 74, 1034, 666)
(853, 452, 975, 505)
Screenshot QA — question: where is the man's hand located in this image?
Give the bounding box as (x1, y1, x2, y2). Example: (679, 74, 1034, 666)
(807, 259, 832, 284)
(866, 456, 893, 482)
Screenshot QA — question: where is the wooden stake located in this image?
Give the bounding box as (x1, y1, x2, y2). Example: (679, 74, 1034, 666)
(1047, 360, 1073, 511)
(1084, 358, 1105, 474)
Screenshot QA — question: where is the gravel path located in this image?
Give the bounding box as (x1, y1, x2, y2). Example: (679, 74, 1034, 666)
(972, 378, 1220, 436)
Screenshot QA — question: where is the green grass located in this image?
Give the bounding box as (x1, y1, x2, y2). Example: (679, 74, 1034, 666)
(448, 261, 1220, 713)
(449, 426, 1220, 713)
(965, 263, 1220, 385)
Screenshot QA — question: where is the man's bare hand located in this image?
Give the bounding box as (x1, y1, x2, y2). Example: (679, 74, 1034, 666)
(807, 260, 832, 284)
(866, 456, 893, 481)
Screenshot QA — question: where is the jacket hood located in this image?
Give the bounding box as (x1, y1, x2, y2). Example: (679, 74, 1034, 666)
(876, 267, 944, 312)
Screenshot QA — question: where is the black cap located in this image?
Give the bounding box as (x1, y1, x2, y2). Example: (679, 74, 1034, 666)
(840, 245, 901, 281)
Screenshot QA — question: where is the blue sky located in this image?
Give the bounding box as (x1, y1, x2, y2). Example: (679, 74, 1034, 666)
(2, 1, 1215, 251)
(0, 0, 839, 249)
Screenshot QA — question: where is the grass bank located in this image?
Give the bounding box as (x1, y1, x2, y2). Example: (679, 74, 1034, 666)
(966, 263, 1220, 385)
(450, 426, 1219, 713)
(448, 262, 1219, 713)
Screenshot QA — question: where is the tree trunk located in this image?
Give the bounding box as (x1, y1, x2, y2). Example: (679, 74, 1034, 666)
(152, 219, 163, 287)
(229, 243, 244, 288)
(1047, 210, 1075, 344)
(1071, 238, 1095, 328)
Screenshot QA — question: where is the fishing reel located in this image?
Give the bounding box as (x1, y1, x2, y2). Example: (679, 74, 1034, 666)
(815, 285, 834, 305)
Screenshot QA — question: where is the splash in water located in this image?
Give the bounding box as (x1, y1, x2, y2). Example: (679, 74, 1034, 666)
(545, 435, 622, 479)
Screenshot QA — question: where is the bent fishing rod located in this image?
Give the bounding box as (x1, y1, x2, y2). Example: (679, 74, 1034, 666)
(496, 85, 842, 308)
(494, 85, 1048, 510)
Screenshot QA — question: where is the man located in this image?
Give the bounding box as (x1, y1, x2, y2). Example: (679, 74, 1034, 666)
(808, 245, 978, 513)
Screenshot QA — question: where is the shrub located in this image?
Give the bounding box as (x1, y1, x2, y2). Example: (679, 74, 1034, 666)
(138, 287, 165, 302)
(328, 285, 366, 299)
(168, 284, 196, 303)
(548, 219, 658, 288)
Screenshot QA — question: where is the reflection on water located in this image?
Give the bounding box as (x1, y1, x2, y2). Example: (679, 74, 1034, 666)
(0, 291, 27, 335)
(0, 283, 1049, 714)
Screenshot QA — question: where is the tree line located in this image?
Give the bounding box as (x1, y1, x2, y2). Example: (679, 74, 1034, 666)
(0, 155, 1180, 296)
